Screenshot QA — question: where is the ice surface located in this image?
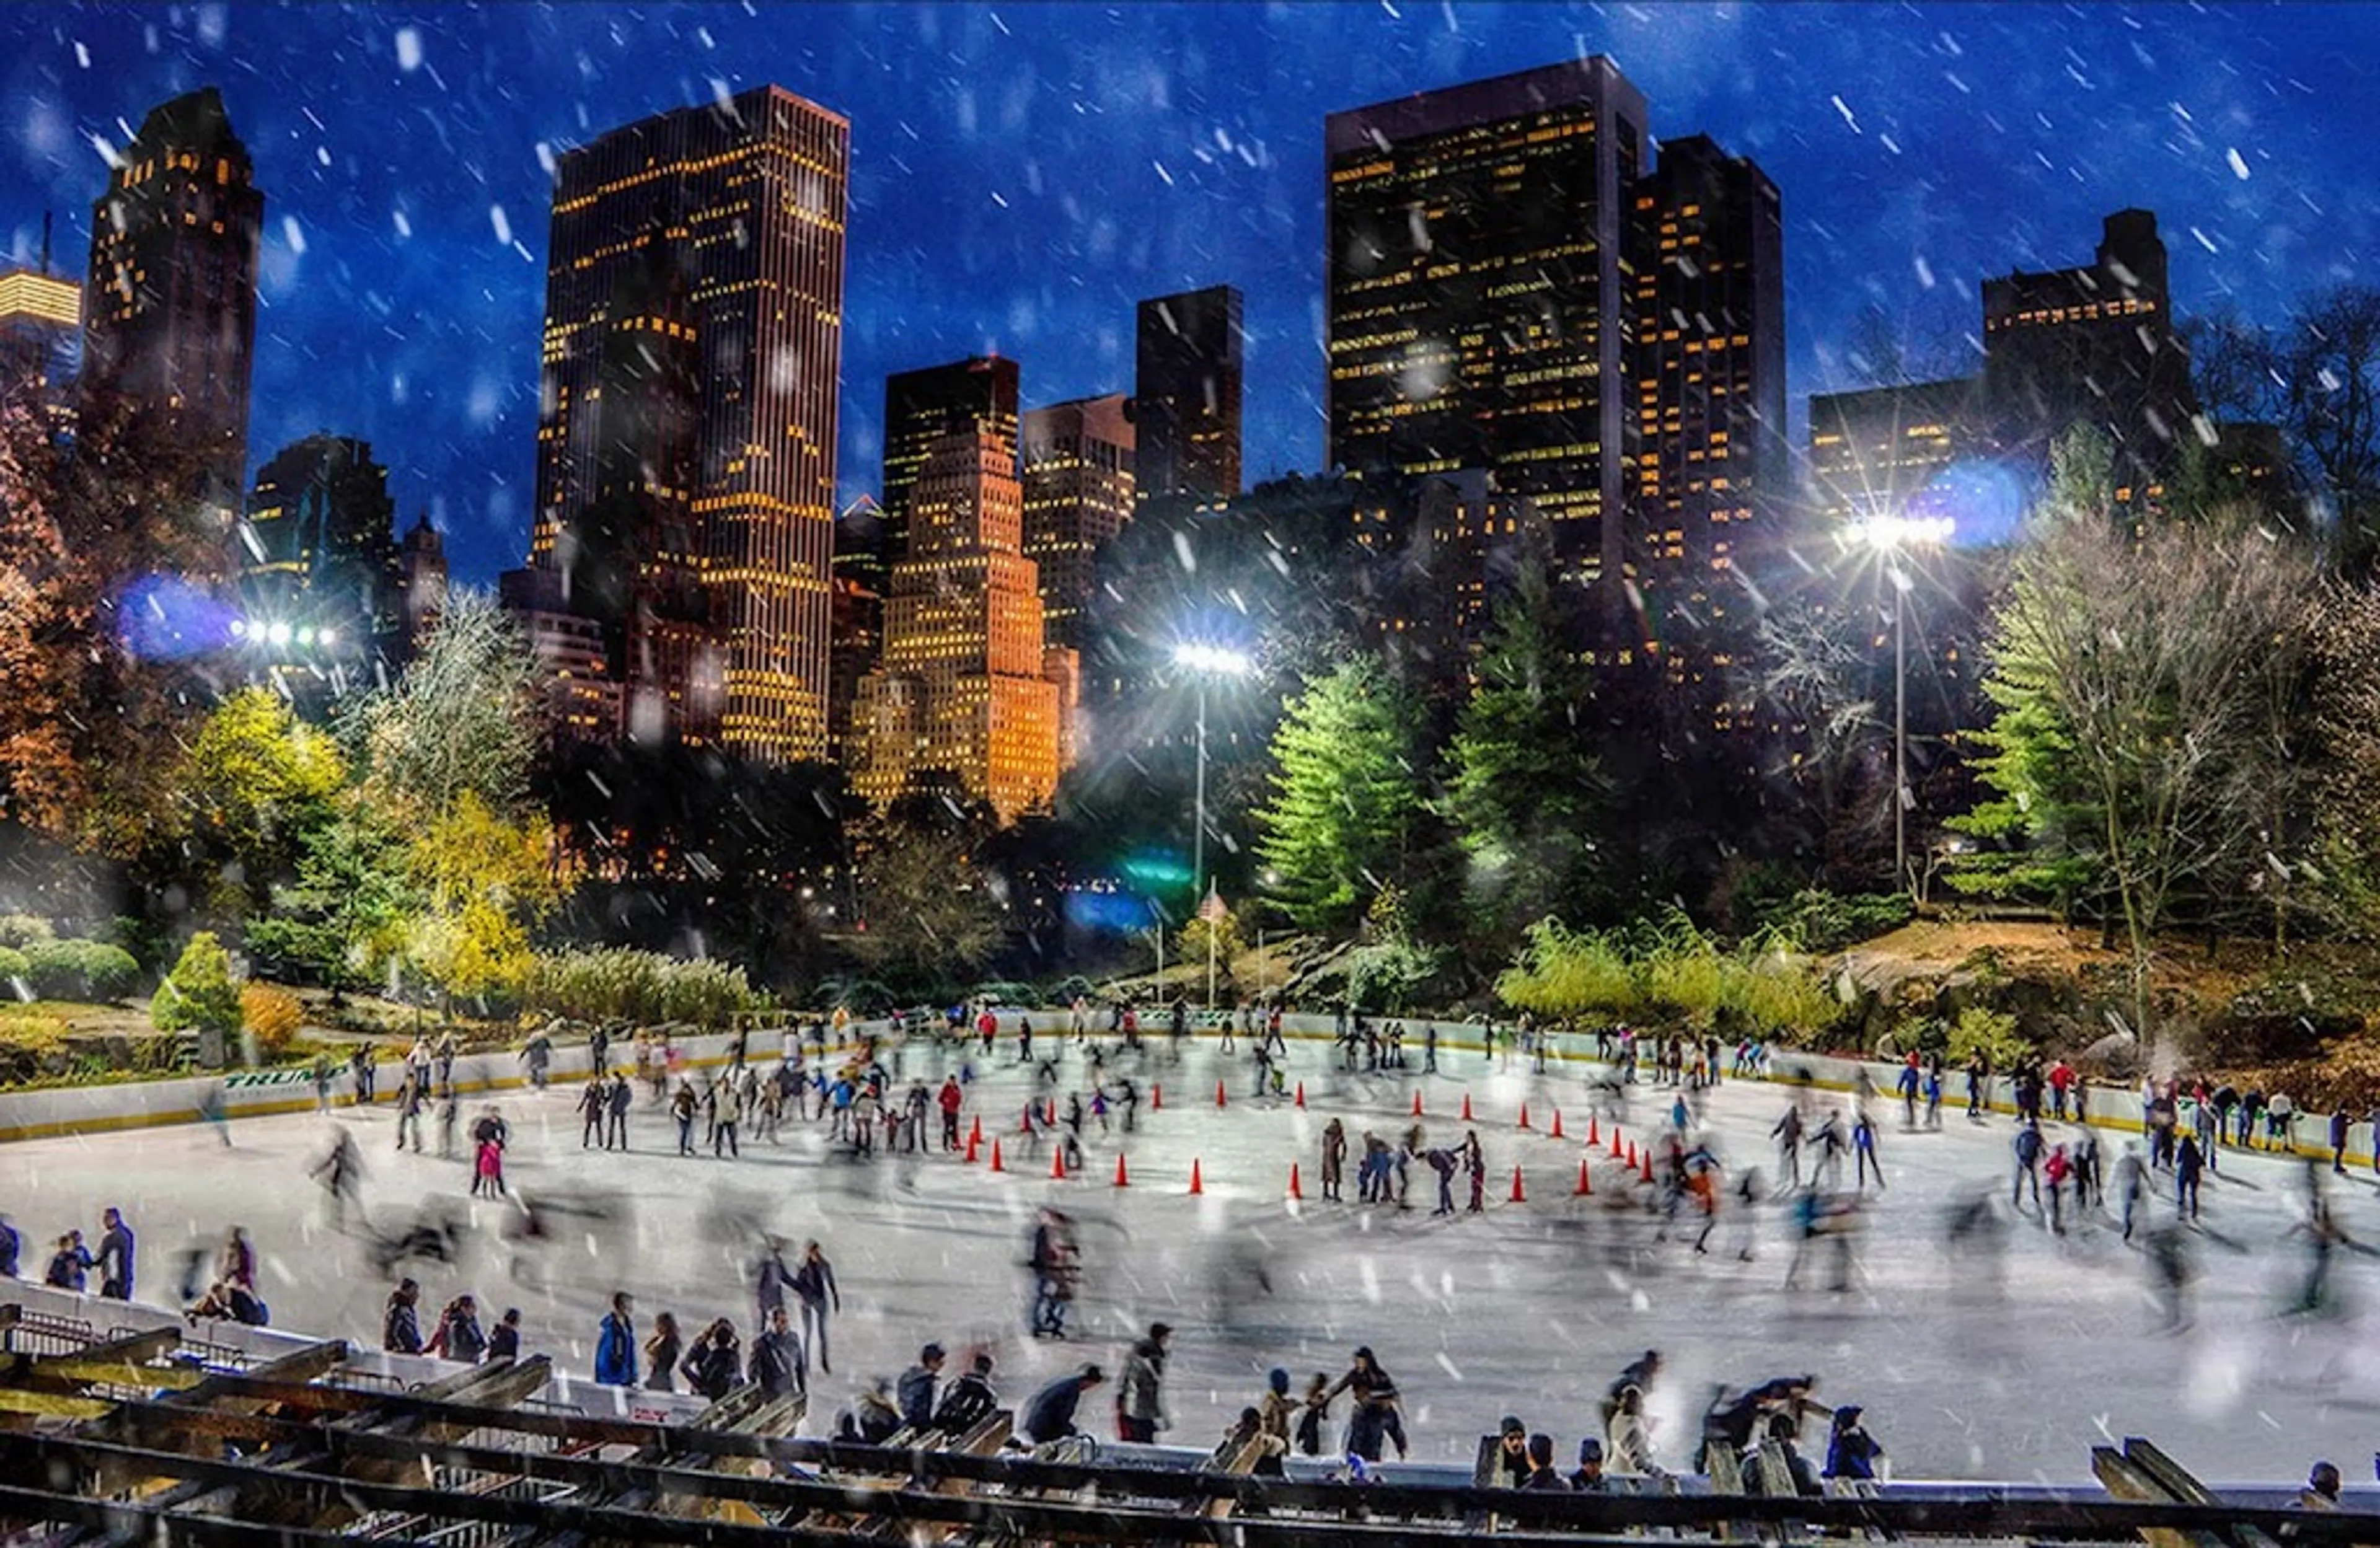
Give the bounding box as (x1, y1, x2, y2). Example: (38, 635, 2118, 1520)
(3, 1036, 2371, 1484)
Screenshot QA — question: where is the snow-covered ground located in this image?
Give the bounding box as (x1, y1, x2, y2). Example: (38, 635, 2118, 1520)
(4, 1034, 2374, 1486)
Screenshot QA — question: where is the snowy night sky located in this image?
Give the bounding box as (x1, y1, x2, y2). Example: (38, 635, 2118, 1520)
(2, 2, 2375, 583)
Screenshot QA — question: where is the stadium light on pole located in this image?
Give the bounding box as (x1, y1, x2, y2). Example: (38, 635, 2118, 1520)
(1172, 641, 1254, 1007)
(1849, 513, 1954, 902)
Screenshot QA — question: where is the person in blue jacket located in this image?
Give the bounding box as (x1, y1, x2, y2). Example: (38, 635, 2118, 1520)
(595, 1291, 639, 1386)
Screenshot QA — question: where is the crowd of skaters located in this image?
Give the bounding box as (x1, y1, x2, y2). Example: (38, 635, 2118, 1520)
(18, 996, 2380, 1497)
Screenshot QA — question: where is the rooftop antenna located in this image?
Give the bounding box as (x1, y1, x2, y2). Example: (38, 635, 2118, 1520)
(38, 211, 51, 276)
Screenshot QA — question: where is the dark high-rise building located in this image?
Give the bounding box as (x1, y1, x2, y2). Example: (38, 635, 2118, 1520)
(398, 513, 447, 656)
(1983, 209, 2197, 500)
(1807, 377, 1990, 530)
(237, 434, 402, 694)
(526, 85, 849, 762)
(880, 356, 1020, 567)
(1021, 394, 1135, 653)
(1133, 286, 1241, 511)
(1629, 134, 1786, 677)
(828, 494, 885, 760)
(1325, 59, 1649, 586)
(84, 87, 263, 498)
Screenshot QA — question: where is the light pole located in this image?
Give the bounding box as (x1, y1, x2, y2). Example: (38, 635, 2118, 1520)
(1172, 641, 1254, 1008)
(1851, 514, 1953, 902)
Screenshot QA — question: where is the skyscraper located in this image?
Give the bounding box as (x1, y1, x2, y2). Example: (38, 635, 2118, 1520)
(1629, 134, 1786, 676)
(853, 426, 1067, 824)
(1325, 59, 1649, 585)
(84, 87, 264, 499)
(238, 434, 402, 690)
(526, 85, 848, 762)
(1021, 394, 1135, 653)
(1134, 286, 1241, 511)
(398, 513, 447, 656)
(1982, 208, 2197, 499)
(880, 356, 1020, 569)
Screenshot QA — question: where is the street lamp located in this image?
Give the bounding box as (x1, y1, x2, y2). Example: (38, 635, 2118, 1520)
(1848, 512, 1954, 902)
(1171, 641, 1255, 1008)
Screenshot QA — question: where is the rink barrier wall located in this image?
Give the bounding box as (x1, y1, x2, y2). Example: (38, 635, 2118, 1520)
(0, 1277, 716, 1424)
(0, 1010, 2369, 1172)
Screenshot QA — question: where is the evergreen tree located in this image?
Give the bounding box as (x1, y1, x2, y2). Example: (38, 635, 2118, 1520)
(1439, 558, 1608, 940)
(1253, 654, 1427, 932)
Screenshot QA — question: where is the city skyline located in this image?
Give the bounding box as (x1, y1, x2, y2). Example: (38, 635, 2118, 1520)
(4, 4, 2376, 585)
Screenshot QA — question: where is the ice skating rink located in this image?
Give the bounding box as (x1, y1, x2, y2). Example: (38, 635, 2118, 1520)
(6, 1036, 2375, 1484)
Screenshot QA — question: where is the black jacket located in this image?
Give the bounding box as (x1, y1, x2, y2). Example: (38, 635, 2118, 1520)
(1020, 1376, 1090, 1443)
(932, 1372, 998, 1436)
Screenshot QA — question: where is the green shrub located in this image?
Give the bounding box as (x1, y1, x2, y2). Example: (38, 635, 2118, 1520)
(1946, 1005, 2031, 1070)
(0, 945, 28, 990)
(152, 932, 241, 1035)
(522, 948, 759, 1031)
(1743, 889, 1915, 954)
(0, 914, 54, 949)
(91, 915, 167, 973)
(23, 939, 141, 1002)
(243, 916, 364, 989)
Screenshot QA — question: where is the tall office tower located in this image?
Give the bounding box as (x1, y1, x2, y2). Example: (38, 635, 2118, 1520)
(1133, 286, 1241, 512)
(84, 87, 263, 499)
(1021, 394, 1136, 652)
(1629, 134, 1785, 677)
(527, 85, 848, 762)
(853, 426, 1065, 824)
(1983, 209, 2197, 499)
(397, 514, 447, 657)
(238, 434, 402, 692)
(880, 356, 1020, 568)
(1326, 59, 1649, 587)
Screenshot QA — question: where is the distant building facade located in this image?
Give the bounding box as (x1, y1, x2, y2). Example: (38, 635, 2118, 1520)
(521, 85, 849, 760)
(0, 260, 81, 424)
(1134, 286, 1240, 512)
(84, 87, 264, 499)
(880, 356, 1020, 576)
(853, 426, 1068, 823)
(1629, 134, 1787, 683)
(1325, 59, 1649, 588)
(397, 514, 447, 656)
(1981, 209, 2197, 501)
(1021, 394, 1135, 653)
(238, 434, 403, 696)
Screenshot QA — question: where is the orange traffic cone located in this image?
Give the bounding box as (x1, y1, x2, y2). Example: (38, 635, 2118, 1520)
(1550, 1109, 1566, 1140)
(1639, 1150, 1654, 1184)
(1288, 1163, 1304, 1201)
(1587, 1114, 1599, 1147)
(1114, 1153, 1130, 1187)
(969, 1114, 984, 1147)
(1609, 1127, 1624, 1159)
(1411, 1091, 1424, 1118)
(1574, 1157, 1594, 1196)
(1051, 1147, 1067, 1180)
(1152, 1083, 1163, 1110)
(965, 1131, 981, 1164)
(1294, 1082, 1306, 1110)
(1626, 1140, 1637, 1169)
(1461, 1093, 1474, 1122)
(1508, 1165, 1527, 1204)
(1518, 1102, 1532, 1132)
(1188, 1158, 1204, 1195)
(989, 1138, 1005, 1173)
(1045, 1097, 1057, 1125)
(1216, 1081, 1228, 1109)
